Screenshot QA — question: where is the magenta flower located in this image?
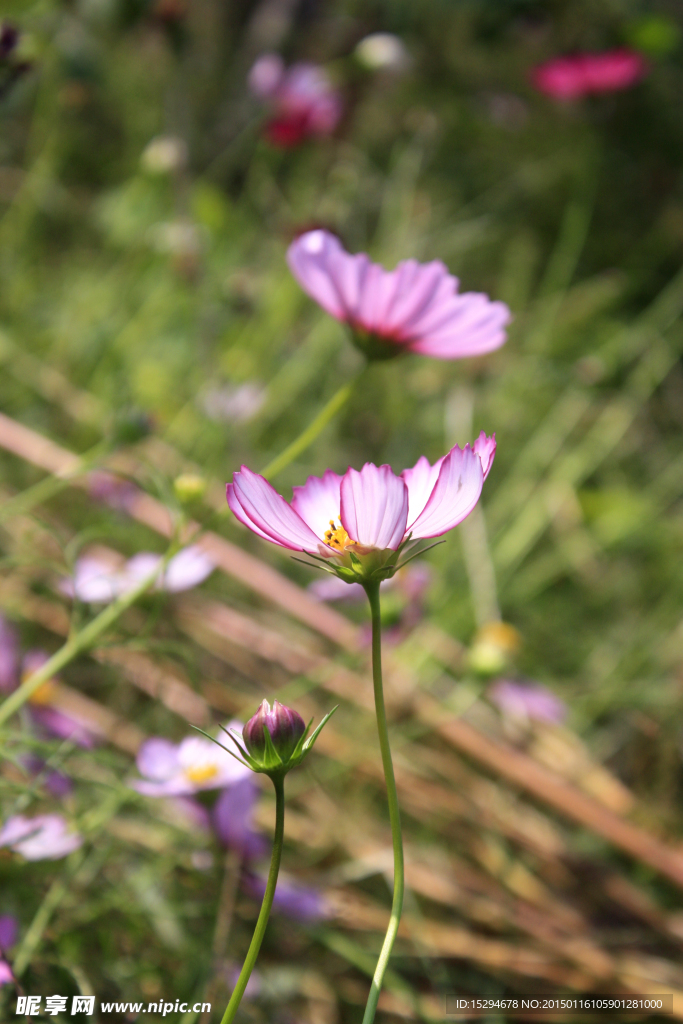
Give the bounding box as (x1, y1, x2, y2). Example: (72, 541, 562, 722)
(248, 54, 342, 148)
(62, 546, 215, 604)
(131, 731, 251, 797)
(489, 679, 567, 726)
(287, 230, 510, 361)
(227, 434, 495, 584)
(0, 814, 82, 860)
(532, 49, 646, 101)
(243, 700, 306, 765)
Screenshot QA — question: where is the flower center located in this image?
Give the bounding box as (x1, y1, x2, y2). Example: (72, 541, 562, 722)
(26, 680, 56, 706)
(185, 763, 219, 784)
(324, 519, 351, 551)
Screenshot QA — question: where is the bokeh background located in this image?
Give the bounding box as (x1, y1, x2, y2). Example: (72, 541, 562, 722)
(2, 0, 683, 1021)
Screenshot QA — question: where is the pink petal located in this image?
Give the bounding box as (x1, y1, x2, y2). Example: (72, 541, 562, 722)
(379, 260, 452, 336)
(248, 53, 285, 98)
(407, 297, 511, 359)
(291, 469, 343, 539)
(287, 231, 349, 321)
(340, 464, 409, 550)
(159, 547, 215, 592)
(137, 738, 179, 781)
(401, 455, 446, 529)
(227, 468, 323, 552)
(409, 445, 484, 539)
(473, 432, 496, 480)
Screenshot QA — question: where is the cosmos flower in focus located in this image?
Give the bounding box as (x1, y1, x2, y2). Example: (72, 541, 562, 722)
(0, 814, 82, 860)
(248, 54, 342, 147)
(227, 434, 495, 585)
(489, 679, 567, 726)
(61, 546, 215, 603)
(531, 49, 646, 101)
(131, 731, 251, 797)
(287, 230, 510, 361)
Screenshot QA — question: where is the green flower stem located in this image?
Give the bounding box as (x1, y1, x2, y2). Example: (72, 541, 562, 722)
(260, 379, 355, 481)
(0, 555, 172, 729)
(362, 580, 405, 1024)
(221, 774, 285, 1024)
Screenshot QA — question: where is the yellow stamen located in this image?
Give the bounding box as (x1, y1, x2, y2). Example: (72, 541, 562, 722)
(26, 679, 56, 706)
(185, 764, 219, 784)
(324, 519, 351, 551)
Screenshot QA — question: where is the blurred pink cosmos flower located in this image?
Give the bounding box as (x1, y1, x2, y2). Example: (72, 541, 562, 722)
(131, 730, 251, 797)
(21, 650, 97, 749)
(287, 230, 510, 361)
(62, 546, 215, 603)
(249, 54, 342, 147)
(489, 679, 567, 725)
(532, 49, 646, 101)
(227, 434, 495, 583)
(0, 814, 82, 860)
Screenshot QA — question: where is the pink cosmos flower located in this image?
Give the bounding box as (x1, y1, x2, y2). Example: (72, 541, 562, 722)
(21, 650, 97, 749)
(227, 434, 495, 579)
(61, 546, 215, 604)
(489, 679, 567, 725)
(287, 230, 510, 360)
(212, 777, 267, 861)
(248, 54, 342, 148)
(0, 814, 82, 860)
(131, 730, 251, 797)
(532, 49, 646, 101)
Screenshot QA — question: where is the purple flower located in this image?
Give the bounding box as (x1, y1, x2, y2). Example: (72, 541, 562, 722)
(22, 756, 74, 798)
(489, 679, 567, 725)
(0, 915, 17, 952)
(0, 960, 13, 986)
(243, 873, 328, 921)
(308, 576, 366, 602)
(249, 54, 342, 147)
(287, 230, 510, 361)
(212, 778, 267, 861)
(243, 700, 306, 765)
(0, 615, 19, 694)
(22, 651, 97, 749)
(0, 814, 82, 860)
(62, 546, 215, 603)
(87, 471, 138, 512)
(131, 731, 251, 797)
(227, 434, 496, 565)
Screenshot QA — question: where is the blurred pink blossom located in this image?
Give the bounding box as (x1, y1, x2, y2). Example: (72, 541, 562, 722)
(22, 650, 97, 749)
(287, 230, 510, 360)
(532, 49, 646, 101)
(249, 54, 342, 147)
(489, 679, 567, 725)
(131, 730, 250, 797)
(0, 913, 17, 985)
(62, 546, 215, 603)
(0, 814, 82, 860)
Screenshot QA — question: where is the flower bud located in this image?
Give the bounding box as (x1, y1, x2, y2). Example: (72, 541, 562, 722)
(243, 700, 306, 766)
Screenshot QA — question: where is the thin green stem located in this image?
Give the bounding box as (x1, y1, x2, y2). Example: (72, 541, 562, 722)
(220, 774, 285, 1024)
(0, 554, 172, 729)
(362, 580, 405, 1024)
(260, 378, 356, 480)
